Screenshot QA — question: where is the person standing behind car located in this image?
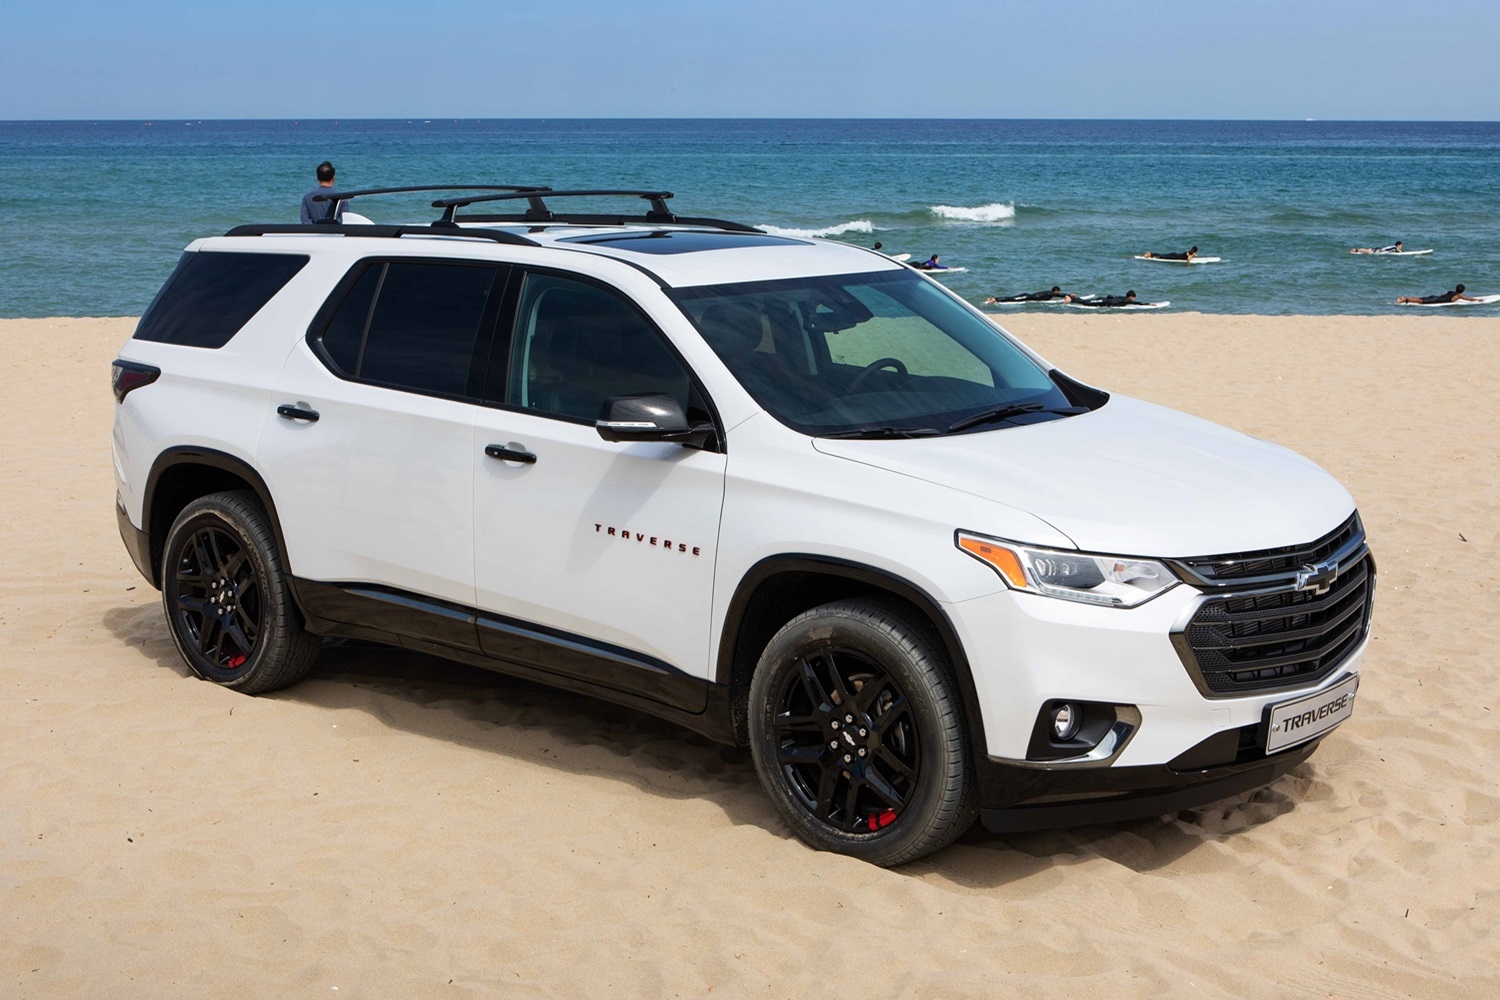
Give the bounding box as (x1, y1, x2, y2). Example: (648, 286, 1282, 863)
(299, 161, 343, 224)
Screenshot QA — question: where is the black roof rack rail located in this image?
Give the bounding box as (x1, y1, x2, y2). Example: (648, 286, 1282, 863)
(310, 184, 552, 225)
(431, 189, 763, 233)
(223, 223, 540, 247)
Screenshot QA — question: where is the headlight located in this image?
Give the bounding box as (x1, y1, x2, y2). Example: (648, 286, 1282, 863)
(956, 531, 1178, 608)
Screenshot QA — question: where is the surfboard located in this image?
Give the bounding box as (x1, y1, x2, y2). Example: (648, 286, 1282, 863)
(1398, 293, 1500, 307)
(1066, 300, 1169, 310)
(914, 266, 966, 274)
(988, 293, 1092, 306)
(885, 252, 911, 262)
(1134, 255, 1221, 264)
(1352, 248, 1433, 256)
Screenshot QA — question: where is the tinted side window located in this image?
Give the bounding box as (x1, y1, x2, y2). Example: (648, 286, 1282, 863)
(508, 273, 691, 421)
(134, 252, 308, 348)
(318, 265, 382, 375)
(354, 262, 498, 398)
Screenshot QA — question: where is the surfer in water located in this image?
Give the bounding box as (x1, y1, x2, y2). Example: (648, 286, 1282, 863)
(1396, 283, 1478, 305)
(1351, 241, 1404, 254)
(1065, 290, 1145, 308)
(1140, 246, 1198, 262)
(912, 254, 948, 271)
(985, 286, 1067, 304)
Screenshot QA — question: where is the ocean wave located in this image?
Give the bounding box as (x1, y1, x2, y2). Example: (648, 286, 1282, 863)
(930, 202, 1016, 223)
(757, 219, 874, 238)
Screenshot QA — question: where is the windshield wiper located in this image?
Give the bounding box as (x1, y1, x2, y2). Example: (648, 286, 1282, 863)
(820, 425, 942, 439)
(946, 403, 1088, 434)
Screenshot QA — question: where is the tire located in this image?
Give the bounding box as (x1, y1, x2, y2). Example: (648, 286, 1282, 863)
(160, 490, 320, 694)
(747, 598, 977, 866)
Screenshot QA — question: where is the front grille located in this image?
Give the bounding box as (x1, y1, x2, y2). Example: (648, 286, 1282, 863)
(1170, 514, 1374, 697)
(1176, 513, 1362, 585)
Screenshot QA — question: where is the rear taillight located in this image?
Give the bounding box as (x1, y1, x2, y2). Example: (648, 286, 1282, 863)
(111, 360, 160, 402)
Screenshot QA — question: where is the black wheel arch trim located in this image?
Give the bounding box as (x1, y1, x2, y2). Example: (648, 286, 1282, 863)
(716, 554, 988, 752)
(140, 446, 292, 590)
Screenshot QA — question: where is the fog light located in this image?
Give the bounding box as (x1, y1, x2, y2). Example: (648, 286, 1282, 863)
(1052, 703, 1081, 741)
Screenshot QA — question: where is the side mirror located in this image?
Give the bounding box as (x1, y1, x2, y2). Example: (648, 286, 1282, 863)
(596, 394, 713, 447)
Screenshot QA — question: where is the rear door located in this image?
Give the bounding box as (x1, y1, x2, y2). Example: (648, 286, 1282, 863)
(470, 270, 727, 711)
(259, 258, 507, 622)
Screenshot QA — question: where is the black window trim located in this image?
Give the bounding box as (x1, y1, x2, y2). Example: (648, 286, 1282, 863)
(479, 263, 727, 454)
(305, 256, 512, 407)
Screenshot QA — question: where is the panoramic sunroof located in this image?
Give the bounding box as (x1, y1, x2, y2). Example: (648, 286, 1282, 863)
(558, 231, 811, 254)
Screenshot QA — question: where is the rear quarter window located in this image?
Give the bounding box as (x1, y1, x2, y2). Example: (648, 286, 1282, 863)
(133, 251, 308, 348)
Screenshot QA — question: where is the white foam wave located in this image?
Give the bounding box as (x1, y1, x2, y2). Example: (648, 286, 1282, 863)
(757, 219, 874, 238)
(930, 202, 1016, 223)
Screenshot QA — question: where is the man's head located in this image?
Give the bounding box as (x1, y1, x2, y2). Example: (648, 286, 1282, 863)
(1394, 241, 1403, 249)
(316, 161, 335, 185)
(1456, 283, 1466, 293)
(1050, 286, 1061, 293)
(1125, 290, 1137, 301)
(1188, 246, 1198, 254)
(873, 242, 883, 251)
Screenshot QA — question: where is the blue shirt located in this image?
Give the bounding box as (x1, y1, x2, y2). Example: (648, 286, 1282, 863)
(300, 187, 342, 224)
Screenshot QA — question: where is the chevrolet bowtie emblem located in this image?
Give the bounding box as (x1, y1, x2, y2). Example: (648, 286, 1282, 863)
(1295, 560, 1340, 596)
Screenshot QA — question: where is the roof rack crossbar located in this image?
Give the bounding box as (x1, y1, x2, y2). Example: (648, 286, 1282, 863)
(223, 223, 541, 247)
(309, 184, 552, 224)
(456, 213, 764, 234)
(432, 189, 678, 224)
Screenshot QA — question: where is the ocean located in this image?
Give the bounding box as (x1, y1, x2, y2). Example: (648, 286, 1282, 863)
(2, 118, 1498, 318)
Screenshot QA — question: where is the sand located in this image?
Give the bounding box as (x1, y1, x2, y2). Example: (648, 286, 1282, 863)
(2, 313, 1496, 999)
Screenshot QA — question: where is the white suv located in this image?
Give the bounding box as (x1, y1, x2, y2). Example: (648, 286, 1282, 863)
(112, 187, 1372, 865)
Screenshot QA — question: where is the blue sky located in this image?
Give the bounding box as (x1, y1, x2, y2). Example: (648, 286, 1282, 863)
(3, 0, 1497, 119)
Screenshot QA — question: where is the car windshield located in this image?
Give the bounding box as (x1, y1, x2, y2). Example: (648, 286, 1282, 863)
(670, 269, 1076, 435)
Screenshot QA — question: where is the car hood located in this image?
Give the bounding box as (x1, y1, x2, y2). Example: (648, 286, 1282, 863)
(811, 395, 1354, 557)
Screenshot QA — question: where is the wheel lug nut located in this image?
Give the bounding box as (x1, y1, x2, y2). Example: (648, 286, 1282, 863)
(859, 728, 867, 737)
(831, 720, 839, 729)
(857, 748, 866, 757)
(845, 715, 853, 723)
(829, 741, 839, 750)
(843, 754, 852, 764)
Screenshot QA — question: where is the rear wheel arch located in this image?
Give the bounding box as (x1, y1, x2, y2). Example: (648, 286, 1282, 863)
(716, 556, 987, 751)
(143, 448, 291, 589)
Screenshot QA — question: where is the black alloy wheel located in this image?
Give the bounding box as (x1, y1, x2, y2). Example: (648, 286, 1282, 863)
(170, 523, 262, 675)
(771, 647, 920, 834)
(748, 598, 976, 866)
(160, 491, 321, 693)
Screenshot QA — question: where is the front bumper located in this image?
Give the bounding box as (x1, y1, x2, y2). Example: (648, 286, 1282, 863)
(975, 736, 1319, 832)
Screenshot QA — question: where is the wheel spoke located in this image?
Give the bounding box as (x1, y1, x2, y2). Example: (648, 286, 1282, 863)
(192, 533, 217, 578)
(175, 594, 213, 618)
(841, 777, 863, 831)
(231, 604, 260, 645)
(206, 530, 231, 575)
(876, 746, 917, 782)
(863, 768, 906, 810)
(873, 694, 911, 737)
(777, 744, 825, 767)
(824, 655, 855, 706)
(854, 673, 895, 713)
(775, 711, 822, 733)
(221, 548, 249, 581)
(223, 618, 255, 658)
(196, 613, 222, 656)
(798, 657, 833, 710)
(814, 761, 840, 819)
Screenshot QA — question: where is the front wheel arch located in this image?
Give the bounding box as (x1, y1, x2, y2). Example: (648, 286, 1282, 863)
(716, 555, 988, 753)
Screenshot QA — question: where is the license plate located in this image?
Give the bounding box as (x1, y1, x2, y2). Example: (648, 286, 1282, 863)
(1265, 673, 1359, 753)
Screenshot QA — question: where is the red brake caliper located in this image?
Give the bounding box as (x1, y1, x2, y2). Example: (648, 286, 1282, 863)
(867, 809, 898, 831)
